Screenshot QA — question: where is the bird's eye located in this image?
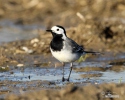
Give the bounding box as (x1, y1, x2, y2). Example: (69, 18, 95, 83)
(57, 29, 59, 31)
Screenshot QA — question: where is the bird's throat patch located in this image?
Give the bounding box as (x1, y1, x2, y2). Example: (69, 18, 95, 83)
(50, 35, 64, 51)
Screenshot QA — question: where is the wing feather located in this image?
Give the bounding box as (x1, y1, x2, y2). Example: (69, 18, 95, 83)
(67, 38, 84, 53)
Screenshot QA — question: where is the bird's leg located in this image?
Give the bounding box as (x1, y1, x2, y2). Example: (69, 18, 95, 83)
(67, 62, 73, 81)
(62, 62, 65, 82)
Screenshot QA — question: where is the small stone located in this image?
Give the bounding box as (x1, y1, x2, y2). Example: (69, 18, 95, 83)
(17, 64, 24, 67)
(31, 38, 39, 44)
(21, 46, 33, 54)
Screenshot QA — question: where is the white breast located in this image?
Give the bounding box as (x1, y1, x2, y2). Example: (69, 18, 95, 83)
(50, 48, 81, 63)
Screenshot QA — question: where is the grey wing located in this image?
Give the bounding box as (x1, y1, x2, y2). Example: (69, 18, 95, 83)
(67, 38, 84, 53)
(66, 38, 101, 55)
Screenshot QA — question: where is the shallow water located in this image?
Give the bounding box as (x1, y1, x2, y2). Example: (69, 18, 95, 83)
(0, 53, 125, 84)
(0, 20, 41, 43)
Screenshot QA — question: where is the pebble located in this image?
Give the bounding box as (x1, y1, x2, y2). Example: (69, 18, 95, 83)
(17, 64, 24, 67)
(30, 38, 39, 44)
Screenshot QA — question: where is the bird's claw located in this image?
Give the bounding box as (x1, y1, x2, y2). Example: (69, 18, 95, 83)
(67, 78, 69, 81)
(62, 77, 65, 82)
(62, 77, 70, 82)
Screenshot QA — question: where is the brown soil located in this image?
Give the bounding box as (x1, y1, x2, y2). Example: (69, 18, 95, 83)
(0, 0, 125, 99)
(5, 83, 125, 100)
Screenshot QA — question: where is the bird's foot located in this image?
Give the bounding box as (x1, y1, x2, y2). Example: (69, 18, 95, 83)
(67, 78, 70, 82)
(62, 77, 70, 82)
(62, 77, 65, 82)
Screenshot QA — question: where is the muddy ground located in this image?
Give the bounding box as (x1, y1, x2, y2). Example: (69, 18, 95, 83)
(5, 83, 125, 100)
(0, 0, 125, 100)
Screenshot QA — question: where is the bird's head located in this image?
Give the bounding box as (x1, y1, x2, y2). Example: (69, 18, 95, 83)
(46, 25, 67, 39)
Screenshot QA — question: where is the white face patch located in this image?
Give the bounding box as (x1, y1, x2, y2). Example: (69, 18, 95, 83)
(51, 26, 67, 40)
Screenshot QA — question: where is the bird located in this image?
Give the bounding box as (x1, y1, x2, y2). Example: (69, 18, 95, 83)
(46, 25, 100, 82)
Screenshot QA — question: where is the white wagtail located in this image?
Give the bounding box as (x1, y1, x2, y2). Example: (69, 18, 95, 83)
(46, 25, 99, 82)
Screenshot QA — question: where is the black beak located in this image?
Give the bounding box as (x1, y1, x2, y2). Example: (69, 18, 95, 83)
(46, 29, 52, 32)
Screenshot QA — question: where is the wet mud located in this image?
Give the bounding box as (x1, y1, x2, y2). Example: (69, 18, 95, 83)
(0, 0, 125, 100)
(0, 52, 125, 99)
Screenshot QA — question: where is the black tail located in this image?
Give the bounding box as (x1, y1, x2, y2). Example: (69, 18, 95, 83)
(84, 51, 101, 55)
